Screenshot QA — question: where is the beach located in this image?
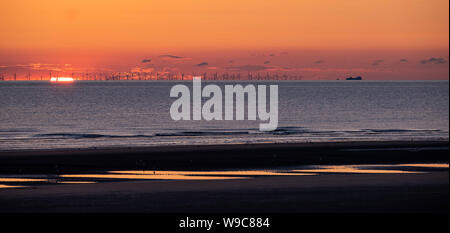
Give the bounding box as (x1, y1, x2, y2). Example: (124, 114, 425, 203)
(0, 141, 448, 213)
(0, 1, 449, 230)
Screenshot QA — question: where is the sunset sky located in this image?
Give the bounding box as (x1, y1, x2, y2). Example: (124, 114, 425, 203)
(0, 0, 448, 80)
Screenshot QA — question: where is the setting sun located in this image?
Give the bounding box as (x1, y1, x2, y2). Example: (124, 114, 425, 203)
(50, 77, 74, 83)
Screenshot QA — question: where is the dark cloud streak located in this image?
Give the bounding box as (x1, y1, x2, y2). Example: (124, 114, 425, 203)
(225, 65, 268, 71)
(196, 62, 209, 67)
(159, 55, 184, 59)
(372, 59, 384, 66)
(420, 57, 447, 64)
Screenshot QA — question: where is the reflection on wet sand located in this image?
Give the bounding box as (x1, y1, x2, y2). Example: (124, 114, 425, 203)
(0, 163, 448, 189)
(61, 170, 315, 180)
(108, 170, 315, 176)
(60, 174, 250, 180)
(0, 169, 315, 188)
(293, 165, 425, 174)
(293, 163, 449, 174)
(396, 163, 449, 168)
(0, 178, 49, 182)
(0, 184, 27, 189)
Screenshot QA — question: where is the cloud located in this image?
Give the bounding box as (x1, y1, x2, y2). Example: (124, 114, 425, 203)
(420, 57, 447, 64)
(225, 65, 269, 71)
(265, 66, 293, 72)
(225, 65, 294, 72)
(0, 63, 76, 72)
(400, 59, 408, 63)
(264, 61, 271, 64)
(196, 62, 209, 67)
(159, 55, 183, 59)
(372, 59, 384, 66)
(158, 55, 191, 61)
(131, 67, 155, 73)
(141, 59, 152, 63)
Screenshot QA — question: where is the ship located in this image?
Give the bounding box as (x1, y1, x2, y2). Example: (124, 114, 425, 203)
(346, 76, 362, 80)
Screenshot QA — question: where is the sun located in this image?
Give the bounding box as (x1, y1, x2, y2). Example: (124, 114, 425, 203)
(50, 77, 74, 83)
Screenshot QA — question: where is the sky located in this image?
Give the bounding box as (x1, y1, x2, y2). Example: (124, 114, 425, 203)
(0, 0, 448, 80)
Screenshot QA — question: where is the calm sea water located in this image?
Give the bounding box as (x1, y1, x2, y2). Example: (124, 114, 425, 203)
(0, 81, 448, 150)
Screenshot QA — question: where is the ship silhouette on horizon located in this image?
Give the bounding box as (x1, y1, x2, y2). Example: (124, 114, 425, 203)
(346, 76, 362, 80)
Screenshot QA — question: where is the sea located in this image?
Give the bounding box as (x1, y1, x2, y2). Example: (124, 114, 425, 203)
(0, 81, 448, 151)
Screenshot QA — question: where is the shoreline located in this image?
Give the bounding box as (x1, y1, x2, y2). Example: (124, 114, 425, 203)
(0, 140, 448, 174)
(1, 140, 448, 155)
(1, 140, 448, 213)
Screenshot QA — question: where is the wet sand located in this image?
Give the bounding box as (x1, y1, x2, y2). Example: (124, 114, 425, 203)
(0, 141, 448, 213)
(0, 141, 448, 173)
(0, 172, 447, 213)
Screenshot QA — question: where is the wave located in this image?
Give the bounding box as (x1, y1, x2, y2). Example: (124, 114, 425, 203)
(0, 128, 38, 133)
(31, 128, 445, 140)
(33, 133, 154, 139)
(362, 129, 442, 133)
(155, 131, 249, 137)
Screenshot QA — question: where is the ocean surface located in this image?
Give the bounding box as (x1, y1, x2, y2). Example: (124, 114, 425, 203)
(0, 81, 448, 151)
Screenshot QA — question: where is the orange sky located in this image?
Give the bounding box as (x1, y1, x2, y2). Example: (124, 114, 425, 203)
(0, 0, 448, 79)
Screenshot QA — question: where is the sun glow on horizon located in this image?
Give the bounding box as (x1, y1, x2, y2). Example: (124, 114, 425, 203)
(50, 77, 74, 83)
